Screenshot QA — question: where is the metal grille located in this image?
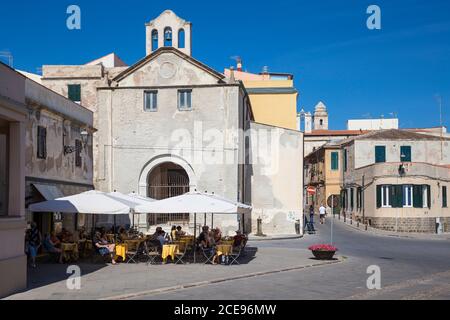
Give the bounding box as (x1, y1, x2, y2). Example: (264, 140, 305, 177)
(147, 168, 190, 225)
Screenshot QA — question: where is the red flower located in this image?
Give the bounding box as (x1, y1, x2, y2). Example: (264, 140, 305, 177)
(308, 244, 338, 252)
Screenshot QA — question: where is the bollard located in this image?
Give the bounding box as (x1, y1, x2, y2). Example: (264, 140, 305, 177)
(256, 218, 263, 236)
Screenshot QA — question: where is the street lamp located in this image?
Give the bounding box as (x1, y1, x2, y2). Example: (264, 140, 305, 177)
(63, 127, 89, 155)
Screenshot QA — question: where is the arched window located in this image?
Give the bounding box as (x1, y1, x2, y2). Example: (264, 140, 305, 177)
(319, 119, 323, 126)
(164, 27, 172, 47)
(151, 29, 158, 51)
(178, 28, 185, 48)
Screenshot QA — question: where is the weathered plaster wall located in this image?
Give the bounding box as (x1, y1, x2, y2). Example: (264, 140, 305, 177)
(354, 139, 450, 168)
(249, 122, 303, 234)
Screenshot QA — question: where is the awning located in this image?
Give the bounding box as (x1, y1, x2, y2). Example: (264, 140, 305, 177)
(32, 183, 65, 200)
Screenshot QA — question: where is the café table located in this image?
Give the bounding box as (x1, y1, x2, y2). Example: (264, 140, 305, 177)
(114, 243, 127, 261)
(161, 244, 179, 263)
(220, 240, 234, 246)
(61, 242, 79, 262)
(215, 244, 232, 257)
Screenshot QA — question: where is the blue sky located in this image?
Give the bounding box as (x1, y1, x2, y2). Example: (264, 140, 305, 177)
(1, 0, 449, 129)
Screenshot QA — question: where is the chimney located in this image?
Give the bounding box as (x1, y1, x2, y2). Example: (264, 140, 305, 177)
(228, 66, 236, 83)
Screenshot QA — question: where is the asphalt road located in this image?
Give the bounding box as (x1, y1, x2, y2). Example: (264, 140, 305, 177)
(137, 218, 450, 300)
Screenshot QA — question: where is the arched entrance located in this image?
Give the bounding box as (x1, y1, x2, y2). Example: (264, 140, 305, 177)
(147, 162, 190, 225)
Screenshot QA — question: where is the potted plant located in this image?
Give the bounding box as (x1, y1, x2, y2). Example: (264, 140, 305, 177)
(308, 244, 338, 260)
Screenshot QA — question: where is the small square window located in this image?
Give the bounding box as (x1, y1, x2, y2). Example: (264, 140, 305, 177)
(144, 91, 158, 111)
(178, 89, 192, 110)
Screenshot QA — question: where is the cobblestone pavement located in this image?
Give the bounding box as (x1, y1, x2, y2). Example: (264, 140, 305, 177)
(5, 217, 450, 300)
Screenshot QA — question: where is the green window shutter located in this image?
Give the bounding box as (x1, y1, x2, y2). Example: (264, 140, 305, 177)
(413, 185, 423, 208)
(391, 185, 403, 208)
(426, 184, 431, 209)
(331, 152, 339, 170)
(68, 84, 81, 102)
(443, 186, 448, 208)
(400, 146, 412, 162)
(375, 146, 386, 163)
(376, 185, 382, 208)
(343, 149, 347, 171)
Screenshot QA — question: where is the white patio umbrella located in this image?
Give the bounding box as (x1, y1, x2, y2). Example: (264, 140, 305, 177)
(134, 191, 252, 263)
(29, 190, 136, 241)
(29, 190, 132, 214)
(106, 191, 155, 227)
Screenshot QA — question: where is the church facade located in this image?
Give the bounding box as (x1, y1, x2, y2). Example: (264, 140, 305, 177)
(40, 10, 304, 235)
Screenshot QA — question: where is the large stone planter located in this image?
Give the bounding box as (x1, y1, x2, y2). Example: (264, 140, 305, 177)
(311, 250, 336, 260)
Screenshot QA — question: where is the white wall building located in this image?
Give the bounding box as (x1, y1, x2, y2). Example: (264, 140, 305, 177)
(39, 10, 304, 236)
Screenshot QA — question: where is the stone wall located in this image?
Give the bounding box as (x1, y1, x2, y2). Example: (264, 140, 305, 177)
(368, 216, 450, 233)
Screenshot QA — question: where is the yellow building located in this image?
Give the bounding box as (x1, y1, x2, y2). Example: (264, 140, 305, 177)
(224, 66, 298, 130)
(304, 142, 342, 214)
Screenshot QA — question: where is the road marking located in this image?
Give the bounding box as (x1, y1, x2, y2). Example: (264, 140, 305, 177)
(100, 258, 343, 300)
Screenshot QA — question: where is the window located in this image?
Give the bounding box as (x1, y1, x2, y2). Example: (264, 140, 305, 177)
(377, 185, 391, 208)
(75, 139, 82, 167)
(350, 188, 354, 211)
(178, 89, 192, 110)
(178, 29, 185, 48)
(403, 185, 413, 207)
(151, 29, 158, 51)
(443, 186, 448, 208)
(319, 119, 323, 126)
(330, 151, 339, 170)
(37, 126, 47, 159)
(400, 146, 411, 162)
(375, 146, 386, 163)
(357, 187, 362, 211)
(144, 91, 158, 111)
(164, 27, 172, 46)
(423, 185, 431, 209)
(343, 149, 348, 172)
(68, 84, 81, 103)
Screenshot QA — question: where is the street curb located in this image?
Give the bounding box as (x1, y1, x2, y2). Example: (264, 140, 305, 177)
(248, 234, 303, 241)
(100, 257, 343, 300)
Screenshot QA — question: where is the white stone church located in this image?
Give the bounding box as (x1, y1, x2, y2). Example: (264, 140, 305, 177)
(39, 10, 304, 236)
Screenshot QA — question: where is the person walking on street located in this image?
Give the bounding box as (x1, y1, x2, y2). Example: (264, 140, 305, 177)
(319, 204, 326, 224)
(309, 205, 315, 225)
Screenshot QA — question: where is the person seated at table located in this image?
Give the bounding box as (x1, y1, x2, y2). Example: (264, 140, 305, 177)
(233, 230, 248, 248)
(170, 226, 177, 241)
(60, 228, 74, 243)
(176, 226, 186, 237)
(94, 231, 117, 265)
(157, 229, 168, 247)
(49, 231, 61, 248)
(151, 226, 163, 239)
(198, 226, 212, 247)
(78, 227, 88, 240)
(43, 233, 63, 263)
(118, 227, 129, 241)
(213, 228, 222, 244)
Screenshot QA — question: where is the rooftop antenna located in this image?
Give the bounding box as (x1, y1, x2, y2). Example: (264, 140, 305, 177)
(0, 50, 13, 67)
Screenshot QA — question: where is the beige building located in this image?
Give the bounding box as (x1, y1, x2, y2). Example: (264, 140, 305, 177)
(0, 63, 28, 298)
(38, 10, 304, 235)
(0, 62, 95, 298)
(341, 129, 450, 233)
